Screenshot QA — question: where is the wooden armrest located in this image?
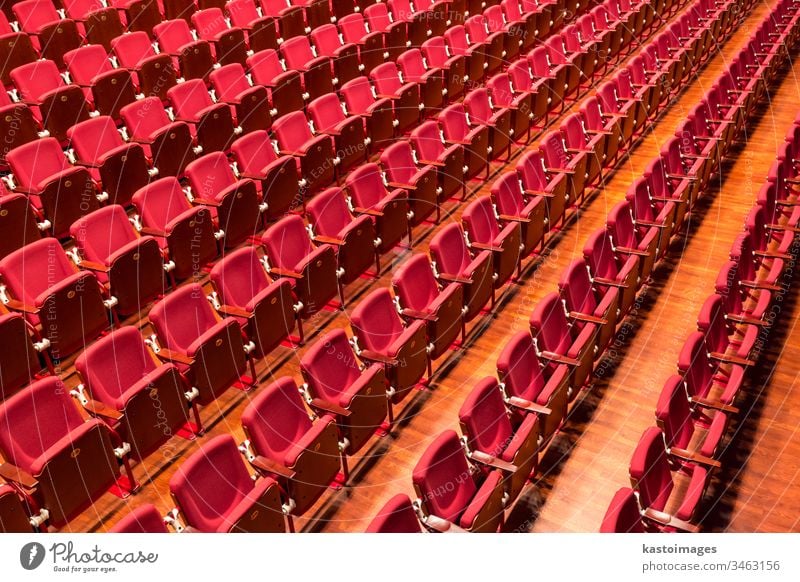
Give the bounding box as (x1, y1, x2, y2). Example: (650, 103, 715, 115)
(425, 514, 468, 533)
(666, 173, 698, 182)
(651, 196, 688, 205)
(499, 214, 531, 223)
(251, 455, 296, 479)
(358, 349, 400, 366)
(726, 313, 768, 327)
(139, 225, 169, 237)
(309, 397, 352, 418)
(546, 166, 576, 175)
(438, 273, 473, 284)
(354, 206, 383, 217)
(753, 249, 791, 259)
(401, 308, 438, 322)
(740, 280, 782, 292)
(690, 396, 739, 415)
(78, 260, 111, 273)
(470, 241, 503, 252)
(569, 311, 607, 325)
(420, 159, 446, 167)
(0, 462, 37, 489)
(593, 277, 629, 289)
(155, 348, 194, 366)
(468, 450, 518, 473)
(615, 246, 650, 256)
(4, 298, 39, 314)
(524, 188, 556, 198)
(708, 352, 756, 367)
(585, 129, 613, 135)
(634, 219, 669, 229)
(643, 508, 699, 533)
(669, 447, 722, 468)
(313, 235, 345, 246)
(192, 196, 222, 207)
(216, 304, 252, 318)
(82, 398, 124, 422)
(508, 396, 552, 415)
(540, 350, 581, 367)
(387, 182, 413, 190)
(766, 223, 800, 233)
(269, 267, 304, 279)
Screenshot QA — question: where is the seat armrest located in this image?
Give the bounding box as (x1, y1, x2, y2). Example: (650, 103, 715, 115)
(508, 396, 552, 415)
(82, 398, 124, 422)
(690, 396, 739, 415)
(539, 350, 581, 367)
(0, 462, 37, 489)
(468, 450, 518, 473)
(155, 348, 194, 366)
(216, 304, 252, 318)
(568, 311, 607, 325)
(669, 447, 722, 468)
(251, 455, 296, 479)
(469, 241, 503, 252)
(309, 397, 352, 417)
(401, 308, 438, 322)
(438, 273, 473, 285)
(643, 508, 699, 533)
(313, 234, 345, 246)
(358, 349, 400, 366)
(268, 266, 305, 279)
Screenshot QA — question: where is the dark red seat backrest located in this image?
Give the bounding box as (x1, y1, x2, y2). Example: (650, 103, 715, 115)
(148, 283, 220, 353)
(350, 288, 404, 353)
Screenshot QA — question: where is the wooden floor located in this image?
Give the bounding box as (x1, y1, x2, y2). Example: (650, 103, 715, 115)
(57, 1, 800, 533)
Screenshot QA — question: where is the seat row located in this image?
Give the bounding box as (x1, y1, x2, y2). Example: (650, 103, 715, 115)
(598, 0, 800, 532)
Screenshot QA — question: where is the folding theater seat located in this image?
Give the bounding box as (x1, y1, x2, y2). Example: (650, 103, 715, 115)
(259, 0, 306, 42)
(0, 90, 40, 167)
(0, 312, 46, 401)
(290, 0, 332, 33)
(626, 55, 664, 115)
(487, 72, 536, 144)
(148, 283, 254, 408)
(661, 135, 709, 205)
(345, 162, 411, 250)
(110, 504, 169, 533)
(12, 0, 82, 66)
(444, 25, 485, 85)
(585, 8, 618, 66)
(161, 0, 197, 21)
(244, 49, 303, 118)
(209, 247, 299, 354)
(131, 177, 220, 281)
(0, 11, 38, 85)
(490, 172, 546, 259)
(464, 14, 506, 76)
(628, 427, 708, 532)
(366, 494, 424, 533)
(338, 12, 386, 74)
(110, 31, 178, 102)
(387, 0, 433, 47)
(63, 0, 124, 51)
(169, 434, 285, 532)
(307, 93, 370, 173)
(310, 23, 363, 86)
(261, 214, 342, 315)
(429, 223, 494, 322)
(596, 79, 638, 144)
(539, 129, 588, 206)
(599, 487, 645, 533)
(229, 130, 299, 220)
(10, 59, 90, 142)
(370, 61, 423, 134)
(206, 64, 271, 134)
(6, 138, 99, 240)
(678, 331, 744, 412)
(745, 205, 796, 263)
(226, 0, 278, 53)
(70, 205, 167, 316)
(560, 112, 605, 189)
(75, 326, 193, 461)
(656, 374, 727, 472)
(412, 430, 505, 532)
(464, 88, 513, 160)
(529, 292, 597, 397)
(192, 7, 248, 66)
(380, 140, 439, 225)
(339, 75, 397, 147)
(459, 376, 539, 504)
(420, 37, 466, 103)
(111, 0, 162, 35)
(527, 44, 571, 111)
(397, 48, 446, 113)
(502, 0, 544, 52)
(0, 187, 44, 261)
(364, 3, 410, 61)
(508, 59, 555, 126)
(300, 328, 389, 455)
(729, 232, 786, 290)
(153, 18, 215, 81)
(560, 24, 597, 85)
(497, 330, 568, 440)
(280, 36, 336, 101)
(438, 102, 491, 180)
(350, 288, 429, 417)
(306, 186, 380, 283)
(121, 97, 197, 177)
(559, 258, 619, 355)
(484, 4, 525, 61)
(240, 376, 342, 518)
(714, 258, 775, 330)
(184, 152, 262, 247)
(273, 110, 341, 197)
(63, 46, 137, 122)
(607, 200, 659, 283)
(642, 157, 692, 235)
(582, 228, 639, 318)
(579, 95, 624, 167)
(462, 195, 522, 287)
(66, 116, 151, 208)
(410, 120, 466, 202)
(516, 149, 570, 231)
(624, 177, 676, 261)
(392, 253, 464, 362)
(0, 483, 34, 532)
(168, 79, 239, 154)
(0, 376, 139, 529)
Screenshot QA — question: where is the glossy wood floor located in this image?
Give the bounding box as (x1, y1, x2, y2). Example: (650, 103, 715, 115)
(59, 1, 800, 533)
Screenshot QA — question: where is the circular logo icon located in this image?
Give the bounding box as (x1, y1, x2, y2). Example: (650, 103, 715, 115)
(20, 542, 46, 570)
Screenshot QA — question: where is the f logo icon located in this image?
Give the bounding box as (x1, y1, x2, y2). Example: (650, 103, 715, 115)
(20, 542, 45, 570)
